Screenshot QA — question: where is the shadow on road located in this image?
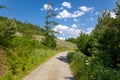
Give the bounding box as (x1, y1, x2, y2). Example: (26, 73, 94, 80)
(56, 56, 68, 63)
(64, 77, 75, 80)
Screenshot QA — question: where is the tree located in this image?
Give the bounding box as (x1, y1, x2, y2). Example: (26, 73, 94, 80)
(65, 38, 77, 44)
(42, 3, 58, 49)
(76, 33, 92, 56)
(114, 0, 120, 17)
(0, 5, 10, 10)
(92, 7, 120, 68)
(0, 19, 16, 47)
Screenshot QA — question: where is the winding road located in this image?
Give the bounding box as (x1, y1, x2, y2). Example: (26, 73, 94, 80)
(23, 51, 74, 80)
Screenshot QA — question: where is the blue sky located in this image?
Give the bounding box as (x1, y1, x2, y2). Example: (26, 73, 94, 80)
(0, 0, 116, 40)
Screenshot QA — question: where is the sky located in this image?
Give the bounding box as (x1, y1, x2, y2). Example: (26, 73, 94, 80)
(0, 0, 117, 40)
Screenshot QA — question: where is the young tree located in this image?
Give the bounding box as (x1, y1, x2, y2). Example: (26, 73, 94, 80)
(114, 0, 120, 17)
(42, 3, 58, 49)
(0, 19, 16, 47)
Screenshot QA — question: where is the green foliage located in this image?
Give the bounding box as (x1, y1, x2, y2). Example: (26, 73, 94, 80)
(76, 8, 120, 68)
(0, 15, 69, 80)
(69, 1, 120, 80)
(0, 18, 16, 47)
(0, 16, 46, 38)
(42, 34, 57, 49)
(77, 33, 95, 56)
(65, 38, 77, 44)
(67, 52, 120, 80)
(56, 39, 77, 50)
(0, 5, 10, 10)
(42, 3, 58, 49)
(114, 0, 120, 17)
(0, 36, 58, 80)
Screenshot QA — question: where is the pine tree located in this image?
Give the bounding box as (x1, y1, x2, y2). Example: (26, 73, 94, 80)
(42, 3, 58, 49)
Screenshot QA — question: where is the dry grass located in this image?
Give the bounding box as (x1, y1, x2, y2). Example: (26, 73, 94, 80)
(56, 39, 77, 50)
(0, 49, 8, 76)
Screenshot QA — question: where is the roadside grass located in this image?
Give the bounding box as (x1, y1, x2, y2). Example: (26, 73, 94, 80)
(67, 51, 120, 80)
(0, 49, 58, 80)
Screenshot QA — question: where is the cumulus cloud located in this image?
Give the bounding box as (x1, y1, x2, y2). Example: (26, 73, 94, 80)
(79, 6, 93, 12)
(110, 12, 116, 18)
(56, 9, 84, 19)
(95, 11, 100, 15)
(60, 7, 64, 10)
(56, 10, 71, 18)
(71, 24, 77, 28)
(71, 10, 84, 18)
(62, 1, 71, 8)
(43, 4, 52, 10)
(73, 18, 78, 22)
(53, 24, 81, 39)
(54, 8, 59, 11)
(64, 19, 67, 21)
(90, 17, 94, 21)
(58, 37, 65, 40)
(53, 24, 68, 31)
(54, 7, 64, 11)
(86, 27, 94, 34)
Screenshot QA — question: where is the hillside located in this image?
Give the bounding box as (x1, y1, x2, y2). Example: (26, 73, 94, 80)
(0, 16, 76, 80)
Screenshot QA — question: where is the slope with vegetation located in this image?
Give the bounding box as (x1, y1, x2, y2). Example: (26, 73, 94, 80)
(0, 16, 76, 80)
(67, 0, 120, 80)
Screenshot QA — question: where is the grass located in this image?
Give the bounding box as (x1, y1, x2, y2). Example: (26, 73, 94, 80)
(0, 49, 58, 80)
(67, 51, 120, 80)
(0, 16, 76, 80)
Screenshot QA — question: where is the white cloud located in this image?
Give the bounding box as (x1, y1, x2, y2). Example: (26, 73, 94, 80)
(110, 12, 116, 18)
(53, 24, 81, 39)
(71, 24, 77, 28)
(58, 37, 65, 40)
(40, 8, 44, 11)
(71, 10, 84, 18)
(54, 7, 64, 11)
(62, 1, 71, 8)
(64, 19, 67, 21)
(90, 17, 94, 21)
(60, 7, 64, 10)
(56, 10, 71, 18)
(79, 6, 93, 12)
(73, 18, 78, 22)
(86, 27, 94, 34)
(43, 4, 52, 10)
(53, 24, 68, 31)
(56, 9, 84, 19)
(95, 11, 100, 15)
(54, 8, 59, 11)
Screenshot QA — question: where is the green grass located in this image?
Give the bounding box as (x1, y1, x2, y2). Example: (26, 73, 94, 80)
(67, 51, 120, 80)
(0, 16, 76, 80)
(0, 49, 58, 80)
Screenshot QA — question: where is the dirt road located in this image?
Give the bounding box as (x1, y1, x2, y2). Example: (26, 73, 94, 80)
(23, 52, 74, 80)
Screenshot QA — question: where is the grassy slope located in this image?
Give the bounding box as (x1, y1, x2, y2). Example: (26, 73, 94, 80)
(0, 16, 76, 80)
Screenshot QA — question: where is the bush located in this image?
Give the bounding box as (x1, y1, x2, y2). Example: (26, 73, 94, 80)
(67, 51, 120, 80)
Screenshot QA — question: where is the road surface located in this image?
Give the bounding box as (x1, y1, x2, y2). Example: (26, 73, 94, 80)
(23, 51, 74, 80)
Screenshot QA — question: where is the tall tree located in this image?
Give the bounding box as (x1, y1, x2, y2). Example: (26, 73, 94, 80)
(0, 5, 10, 10)
(114, 0, 120, 17)
(42, 3, 58, 49)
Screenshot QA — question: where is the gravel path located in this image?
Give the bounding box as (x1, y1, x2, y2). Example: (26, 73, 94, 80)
(22, 51, 74, 80)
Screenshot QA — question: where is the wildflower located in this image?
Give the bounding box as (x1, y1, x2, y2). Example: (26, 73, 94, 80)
(85, 62, 89, 65)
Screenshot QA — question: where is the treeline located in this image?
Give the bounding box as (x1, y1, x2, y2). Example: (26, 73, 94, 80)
(67, 0, 120, 80)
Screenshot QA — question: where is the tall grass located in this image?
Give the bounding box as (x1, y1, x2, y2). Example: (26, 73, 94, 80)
(0, 36, 59, 80)
(0, 49, 58, 80)
(67, 52, 120, 80)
